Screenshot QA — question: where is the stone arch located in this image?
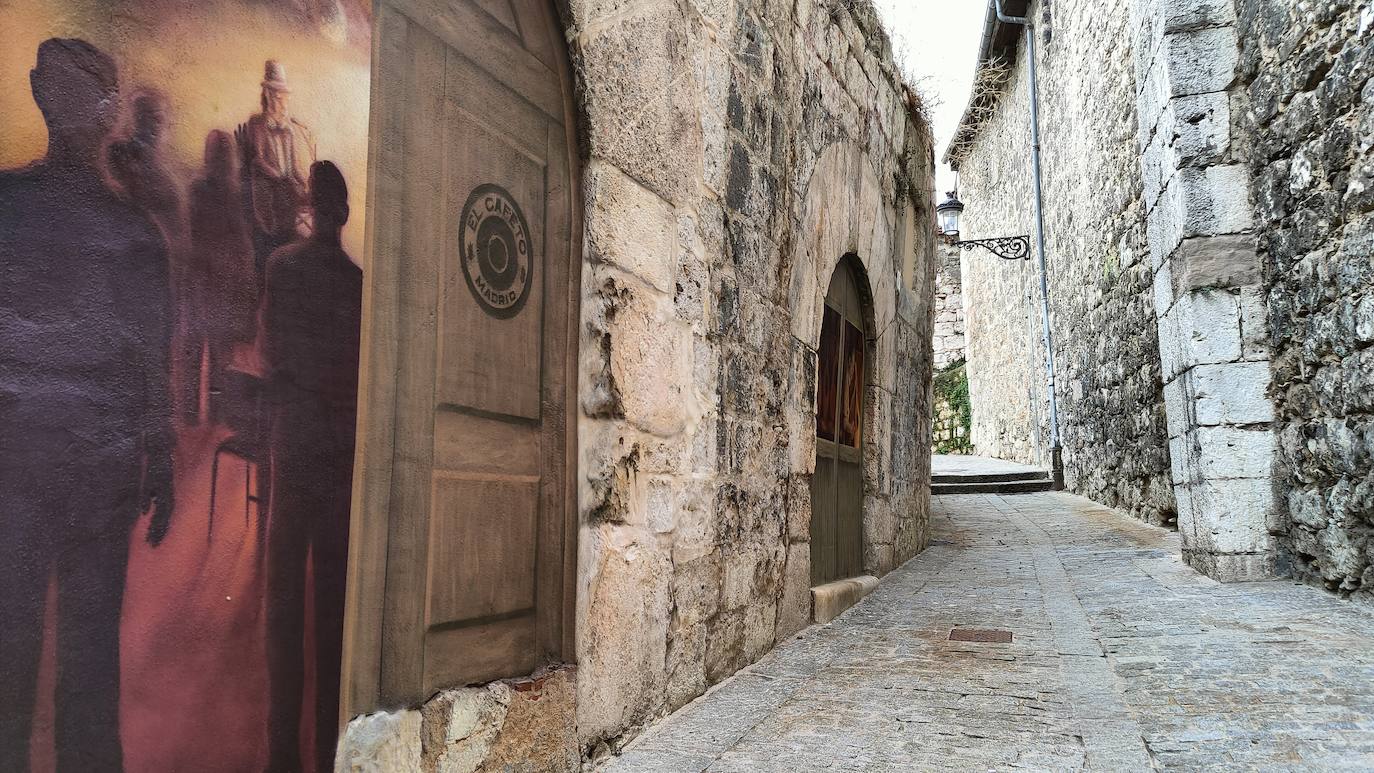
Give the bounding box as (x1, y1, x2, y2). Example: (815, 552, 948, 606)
(785, 141, 902, 612)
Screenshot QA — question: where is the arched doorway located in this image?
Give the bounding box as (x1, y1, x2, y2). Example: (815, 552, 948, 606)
(345, 0, 580, 714)
(811, 257, 868, 585)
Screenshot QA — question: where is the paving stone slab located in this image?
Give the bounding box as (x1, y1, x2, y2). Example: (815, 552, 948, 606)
(602, 492, 1374, 772)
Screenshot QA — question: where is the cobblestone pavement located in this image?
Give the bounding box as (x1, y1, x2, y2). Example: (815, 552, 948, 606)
(602, 492, 1374, 771)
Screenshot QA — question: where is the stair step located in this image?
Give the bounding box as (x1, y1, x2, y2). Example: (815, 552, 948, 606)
(931, 478, 1054, 495)
(931, 470, 1050, 484)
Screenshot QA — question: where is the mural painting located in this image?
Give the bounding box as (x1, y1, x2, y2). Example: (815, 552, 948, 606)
(0, 2, 371, 770)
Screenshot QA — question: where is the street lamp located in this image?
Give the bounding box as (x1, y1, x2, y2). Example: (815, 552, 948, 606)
(937, 191, 1032, 262)
(936, 190, 963, 236)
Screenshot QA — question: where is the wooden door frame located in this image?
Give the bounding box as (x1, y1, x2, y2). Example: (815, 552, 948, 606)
(340, 0, 584, 719)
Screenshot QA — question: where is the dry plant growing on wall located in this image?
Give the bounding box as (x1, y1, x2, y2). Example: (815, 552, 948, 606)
(944, 59, 1012, 165)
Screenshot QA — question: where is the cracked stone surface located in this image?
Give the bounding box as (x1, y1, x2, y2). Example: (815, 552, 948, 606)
(601, 492, 1374, 771)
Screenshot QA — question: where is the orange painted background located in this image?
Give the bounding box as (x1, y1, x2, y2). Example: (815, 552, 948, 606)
(0, 2, 371, 771)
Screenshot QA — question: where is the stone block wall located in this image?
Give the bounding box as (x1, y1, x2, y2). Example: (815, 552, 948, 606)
(570, 0, 934, 763)
(1132, 0, 1278, 578)
(957, 60, 1045, 467)
(932, 241, 966, 370)
(1238, 0, 1374, 595)
(931, 242, 971, 454)
(955, 0, 1175, 523)
(932, 360, 973, 454)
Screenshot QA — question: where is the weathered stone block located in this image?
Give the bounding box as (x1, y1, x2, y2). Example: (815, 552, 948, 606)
(1187, 424, 1277, 480)
(1152, 260, 1175, 317)
(1161, 26, 1239, 97)
(1171, 235, 1261, 293)
(1238, 287, 1270, 361)
(1182, 165, 1254, 237)
(1189, 361, 1274, 426)
(664, 622, 706, 713)
(578, 1, 703, 206)
(1159, 0, 1237, 33)
(585, 161, 679, 293)
(577, 525, 671, 742)
(1163, 376, 1189, 440)
(775, 542, 811, 640)
(608, 285, 694, 437)
(1168, 91, 1231, 167)
(1159, 290, 1242, 380)
(671, 553, 721, 630)
(1182, 477, 1277, 555)
(337, 708, 422, 772)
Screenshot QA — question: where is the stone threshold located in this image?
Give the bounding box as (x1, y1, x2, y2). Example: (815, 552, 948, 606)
(810, 575, 879, 623)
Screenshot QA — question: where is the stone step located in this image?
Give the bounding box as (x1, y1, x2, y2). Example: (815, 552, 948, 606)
(931, 478, 1054, 495)
(931, 470, 1050, 484)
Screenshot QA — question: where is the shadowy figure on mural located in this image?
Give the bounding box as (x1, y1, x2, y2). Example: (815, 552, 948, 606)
(0, 38, 174, 771)
(236, 60, 317, 293)
(187, 129, 257, 423)
(108, 90, 195, 421)
(262, 160, 361, 773)
(107, 90, 186, 246)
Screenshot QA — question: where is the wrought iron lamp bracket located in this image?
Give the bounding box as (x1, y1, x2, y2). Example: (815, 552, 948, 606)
(956, 235, 1032, 261)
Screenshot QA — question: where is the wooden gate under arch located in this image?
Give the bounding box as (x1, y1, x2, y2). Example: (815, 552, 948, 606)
(810, 258, 866, 586)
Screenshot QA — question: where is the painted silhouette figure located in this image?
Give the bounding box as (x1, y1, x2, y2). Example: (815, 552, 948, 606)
(107, 90, 185, 246)
(236, 60, 317, 293)
(186, 129, 257, 423)
(0, 39, 174, 772)
(262, 160, 360, 773)
(107, 90, 194, 421)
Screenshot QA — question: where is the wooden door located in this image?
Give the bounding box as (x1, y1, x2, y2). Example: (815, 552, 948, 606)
(348, 0, 579, 710)
(810, 260, 865, 585)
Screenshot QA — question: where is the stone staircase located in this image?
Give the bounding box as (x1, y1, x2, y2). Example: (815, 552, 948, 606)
(931, 467, 1054, 495)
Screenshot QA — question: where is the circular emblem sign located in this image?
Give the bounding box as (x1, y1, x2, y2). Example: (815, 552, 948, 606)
(459, 183, 533, 319)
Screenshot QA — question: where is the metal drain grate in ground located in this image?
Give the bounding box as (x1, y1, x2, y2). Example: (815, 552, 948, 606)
(948, 628, 1013, 643)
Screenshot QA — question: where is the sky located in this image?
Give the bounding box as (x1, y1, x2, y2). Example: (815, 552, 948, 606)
(872, 0, 989, 197)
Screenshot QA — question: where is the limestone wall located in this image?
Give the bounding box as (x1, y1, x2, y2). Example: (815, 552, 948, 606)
(955, 0, 1175, 523)
(570, 0, 934, 762)
(1130, 0, 1280, 579)
(932, 242, 966, 370)
(1238, 0, 1374, 595)
(956, 54, 1044, 467)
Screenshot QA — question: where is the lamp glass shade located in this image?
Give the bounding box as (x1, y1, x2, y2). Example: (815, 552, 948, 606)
(935, 192, 964, 236)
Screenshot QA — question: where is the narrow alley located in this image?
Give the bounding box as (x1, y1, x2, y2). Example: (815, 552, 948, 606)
(605, 484, 1374, 771)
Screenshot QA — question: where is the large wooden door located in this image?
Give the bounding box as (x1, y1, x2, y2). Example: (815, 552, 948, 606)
(349, 0, 579, 710)
(811, 260, 866, 585)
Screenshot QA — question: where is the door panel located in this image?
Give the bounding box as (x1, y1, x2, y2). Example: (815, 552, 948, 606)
(836, 459, 863, 578)
(809, 453, 836, 585)
(437, 66, 546, 419)
(358, 0, 577, 709)
(426, 474, 540, 626)
(810, 259, 866, 587)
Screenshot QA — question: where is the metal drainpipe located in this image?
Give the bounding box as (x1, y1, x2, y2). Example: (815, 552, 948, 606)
(994, 0, 1065, 490)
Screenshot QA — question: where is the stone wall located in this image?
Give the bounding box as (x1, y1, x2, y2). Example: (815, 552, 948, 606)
(575, 0, 935, 759)
(1132, 0, 1279, 578)
(954, 0, 1175, 523)
(932, 241, 966, 369)
(931, 243, 970, 454)
(1239, 0, 1374, 595)
(932, 360, 973, 454)
(573, 0, 934, 754)
(956, 58, 1044, 467)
